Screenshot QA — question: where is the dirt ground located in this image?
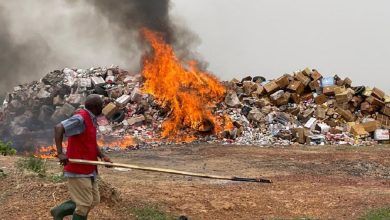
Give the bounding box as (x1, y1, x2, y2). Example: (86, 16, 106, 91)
(1, 144, 389, 220)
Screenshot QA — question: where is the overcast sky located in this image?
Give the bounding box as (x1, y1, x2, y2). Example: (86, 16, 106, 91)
(172, 0, 389, 92)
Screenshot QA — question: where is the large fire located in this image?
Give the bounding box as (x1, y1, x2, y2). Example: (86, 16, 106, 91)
(141, 29, 227, 139)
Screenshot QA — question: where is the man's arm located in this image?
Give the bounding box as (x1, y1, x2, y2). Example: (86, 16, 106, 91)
(96, 145, 112, 163)
(54, 123, 68, 165)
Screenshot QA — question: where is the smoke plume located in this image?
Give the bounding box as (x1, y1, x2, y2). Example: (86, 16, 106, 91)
(0, 0, 202, 95)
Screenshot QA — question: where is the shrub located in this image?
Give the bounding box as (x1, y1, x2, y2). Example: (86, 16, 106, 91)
(16, 156, 47, 177)
(0, 140, 17, 156)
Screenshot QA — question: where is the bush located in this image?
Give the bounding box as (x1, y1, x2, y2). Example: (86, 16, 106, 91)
(0, 140, 17, 156)
(16, 156, 47, 177)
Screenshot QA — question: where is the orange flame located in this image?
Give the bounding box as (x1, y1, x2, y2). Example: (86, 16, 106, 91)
(141, 29, 226, 139)
(34, 136, 135, 158)
(97, 136, 135, 149)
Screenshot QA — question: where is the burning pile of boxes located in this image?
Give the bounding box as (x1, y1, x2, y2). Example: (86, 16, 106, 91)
(0, 66, 388, 149)
(221, 68, 390, 145)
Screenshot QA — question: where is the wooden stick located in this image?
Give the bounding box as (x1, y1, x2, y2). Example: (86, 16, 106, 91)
(68, 159, 272, 183)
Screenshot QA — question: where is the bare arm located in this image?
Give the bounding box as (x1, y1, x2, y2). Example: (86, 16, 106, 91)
(54, 123, 68, 165)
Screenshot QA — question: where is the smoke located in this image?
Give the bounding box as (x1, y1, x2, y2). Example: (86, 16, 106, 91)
(0, 0, 204, 95)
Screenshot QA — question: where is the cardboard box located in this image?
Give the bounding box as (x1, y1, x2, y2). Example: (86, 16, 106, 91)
(295, 72, 311, 86)
(336, 108, 356, 122)
(309, 80, 320, 91)
(315, 107, 327, 119)
(287, 81, 305, 94)
(302, 67, 312, 76)
(275, 75, 290, 89)
(102, 102, 119, 119)
(263, 81, 279, 94)
(343, 77, 352, 87)
(371, 87, 385, 100)
(335, 91, 353, 104)
(361, 102, 375, 114)
(314, 94, 327, 105)
(304, 117, 317, 130)
(91, 76, 105, 86)
(292, 127, 306, 144)
(301, 93, 314, 102)
(366, 95, 385, 107)
(290, 93, 301, 104)
(381, 105, 390, 117)
(374, 129, 389, 141)
(377, 114, 390, 129)
(361, 120, 380, 133)
(351, 124, 369, 137)
(310, 70, 322, 81)
(115, 95, 131, 107)
(323, 86, 337, 96)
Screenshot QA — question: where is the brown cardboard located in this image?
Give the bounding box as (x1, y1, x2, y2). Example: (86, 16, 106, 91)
(309, 80, 320, 91)
(102, 102, 119, 119)
(366, 95, 385, 107)
(275, 75, 290, 89)
(310, 70, 322, 81)
(301, 93, 314, 102)
(292, 128, 306, 144)
(361, 120, 380, 133)
(315, 94, 328, 105)
(381, 105, 390, 116)
(315, 107, 327, 119)
(336, 108, 356, 122)
(295, 72, 311, 86)
(287, 80, 305, 94)
(263, 81, 279, 94)
(335, 91, 353, 104)
(371, 87, 385, 100)
(323, 86, 337, 96)
(290, 93, 301, 103)
(343, 77, 352, 87)
(377, 114, 390, 129)
(351, 124, 369, 136)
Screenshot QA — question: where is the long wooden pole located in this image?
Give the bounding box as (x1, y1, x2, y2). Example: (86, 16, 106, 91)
(68, 159, 272, 183)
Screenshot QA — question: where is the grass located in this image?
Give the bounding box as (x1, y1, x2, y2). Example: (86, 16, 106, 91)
(47, 172, 66, 183)
(16, 156, 47, 177)
(359, 207, 390, 220)
(0, 140, 17, 156)
(130, 205, 175, 220)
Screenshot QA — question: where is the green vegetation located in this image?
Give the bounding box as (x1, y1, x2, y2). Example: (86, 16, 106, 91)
(130, 205, 175, 220)
(359, 207, 390, 220)
(16, 156, 47, 177)
(0, 140, 17, 156)
(47, 172, 66, 183)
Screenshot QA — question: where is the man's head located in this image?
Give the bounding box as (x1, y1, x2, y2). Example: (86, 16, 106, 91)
(84, 94, 103, 116)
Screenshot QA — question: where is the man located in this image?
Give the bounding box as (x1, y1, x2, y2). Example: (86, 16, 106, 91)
(51, 94, 112, 220)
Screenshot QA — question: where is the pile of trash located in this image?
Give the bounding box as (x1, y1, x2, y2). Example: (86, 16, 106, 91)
(220, 68, 389, 145)
(0, 66, 389, 150)
(0, 67, 166, 150)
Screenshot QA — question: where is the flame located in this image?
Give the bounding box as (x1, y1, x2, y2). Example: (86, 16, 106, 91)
(35, 144, 60, 159)
(34, 136, 135, 158)
(97, 136, 135, 149)
(141, 29, 226, 139)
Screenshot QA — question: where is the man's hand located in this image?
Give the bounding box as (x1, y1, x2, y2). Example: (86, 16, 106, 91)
(57, 153, 68, 166)
(102, 155, 113, 168)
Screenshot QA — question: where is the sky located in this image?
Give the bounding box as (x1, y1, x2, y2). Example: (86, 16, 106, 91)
(0, 0, 389, 93)
(171, 0, 390, 92)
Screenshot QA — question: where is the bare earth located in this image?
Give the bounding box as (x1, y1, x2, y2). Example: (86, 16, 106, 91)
(1, 144, 389, 220)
